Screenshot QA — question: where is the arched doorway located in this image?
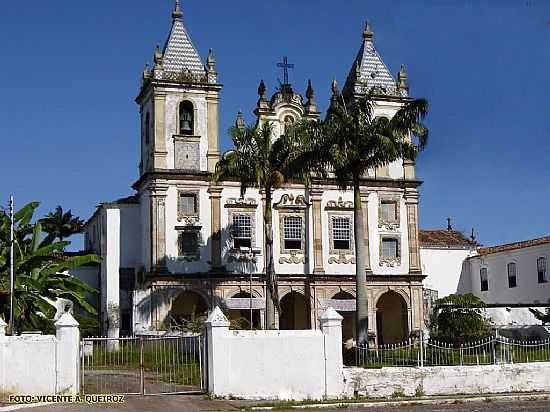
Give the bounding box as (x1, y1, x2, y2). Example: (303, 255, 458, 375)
(331, 291, 356, 345)
(170, 290, 208, 328)
(279, 291, 310, 330)
(376, 291, 409, 345)
(227, 292, 261, 329)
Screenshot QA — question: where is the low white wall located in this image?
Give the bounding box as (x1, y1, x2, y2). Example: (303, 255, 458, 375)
(0, 313, 80, 397)
(343, 362, 550, 398)
(206, 306, 344, 400)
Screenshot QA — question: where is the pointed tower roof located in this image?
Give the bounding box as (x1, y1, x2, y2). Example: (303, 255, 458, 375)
(343, 21, 405, 98)
(155, 1, 206, 79)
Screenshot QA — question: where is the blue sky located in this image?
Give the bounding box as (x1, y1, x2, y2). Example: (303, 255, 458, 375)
(0, 1, 549, 250)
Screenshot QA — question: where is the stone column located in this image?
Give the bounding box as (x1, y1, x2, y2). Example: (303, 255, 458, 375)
(153, 91, 167, 169)
(206, 91, 221, 172)
(360, 189, 371, 272)
(404, 191, 421, 273)
(149, 183, 168, 273)
(55, 313, 80, 395)
(311, 188, 324, 274)
(208, 185, 223, 270)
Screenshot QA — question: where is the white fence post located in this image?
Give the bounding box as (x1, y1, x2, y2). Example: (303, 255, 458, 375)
(319, 307, 344, 399)
(55, 312, 80, 395)
(0, 317, 6, 337)
(205, 306, 230, 396)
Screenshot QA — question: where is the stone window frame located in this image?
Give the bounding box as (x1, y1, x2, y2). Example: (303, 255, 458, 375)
(175, 225, 202, 262)
(480, 266, 489, 292)
(274, 194, 310, 264)
(378, 195, 401, 230)
(537, 256, 548, 284)
(379, 235, 401, 267)
(327, 212, 355, 264)
(225, 198, 259, 260)
(177, 189, 200, 224)
(507, 261, 518, 288)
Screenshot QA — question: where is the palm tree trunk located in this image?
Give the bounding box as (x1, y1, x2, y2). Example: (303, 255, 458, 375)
(264, 188, 278, 329)
(353, 176, 369, 348)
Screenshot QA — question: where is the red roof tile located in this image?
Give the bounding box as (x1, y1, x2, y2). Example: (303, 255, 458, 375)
(419, 230, 477, 248)
(477, 236, 550, 256)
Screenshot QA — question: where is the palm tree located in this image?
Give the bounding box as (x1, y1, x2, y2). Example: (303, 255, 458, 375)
(0, 202, 99, 333)
(40, 206, 85, 243)
(211, 121, 306, 329)
(291, 90, 428, 347)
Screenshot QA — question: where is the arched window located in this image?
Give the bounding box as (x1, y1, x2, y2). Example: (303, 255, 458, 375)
(538, 257, 548, 283)
(507, 262, 517, 288)
(179, 101, 194, 135)
(283, 115, 294, 136)
(144, 113, 150, 145)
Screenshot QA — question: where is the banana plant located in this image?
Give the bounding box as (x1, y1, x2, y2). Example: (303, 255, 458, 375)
(0, 201, 100, 333)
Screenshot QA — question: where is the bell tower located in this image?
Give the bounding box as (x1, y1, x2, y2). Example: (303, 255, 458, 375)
(136, 0, 222, 176)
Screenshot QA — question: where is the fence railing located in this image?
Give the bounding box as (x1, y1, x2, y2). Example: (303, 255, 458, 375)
(348, 334, 550, 368)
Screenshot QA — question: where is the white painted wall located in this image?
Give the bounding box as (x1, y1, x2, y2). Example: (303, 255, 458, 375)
(421, 247, 476, 298)
(463, 243, 550, 304)
(205, 307, 344, 400)
(343, 362, 550, 398)
(0, 314, 80, 397)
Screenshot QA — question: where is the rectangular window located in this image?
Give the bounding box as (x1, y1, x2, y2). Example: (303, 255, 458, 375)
(381, 201, 397, 222)
(480, 267, 488, 291)
(538, 257, 548, 284)
(233, 214, 252, 249)
(508, 263, 517, 288)
(179, 231, 199, 255)
(179, 193, 197, 215)
(381, 238, 399, 259)
(332, 216, 351, 250)
(283, 216, 302, 250)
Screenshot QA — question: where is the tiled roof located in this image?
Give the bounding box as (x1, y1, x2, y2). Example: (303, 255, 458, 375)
(477, 236, 550, 256)
(419, 230, 477, 248)
(160, 17, 205, 76)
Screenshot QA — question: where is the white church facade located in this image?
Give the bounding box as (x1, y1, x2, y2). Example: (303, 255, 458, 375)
(83, 1, 426, 346)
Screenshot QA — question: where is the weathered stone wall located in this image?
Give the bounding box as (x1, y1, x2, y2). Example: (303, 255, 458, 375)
(343, 362, 550, 398)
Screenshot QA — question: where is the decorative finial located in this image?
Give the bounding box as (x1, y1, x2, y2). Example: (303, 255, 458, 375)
(470, 228, 476, 242)
(305, 80, 317, 113)
(447, 217, 453, 231)
(207, 48, 216, 72)
(363, 20, 374, 40)
(355, 60, 362, 82)
(235, 111, 245, 129)
(143, 62, 151, 80)
(306, 79, 314, 100)
(258, 80, 266, 98)
(331, 78, 339, 96)
(397, 64, 409, 93)
(154, 44, 163, 66)
(172, 0, 183, 19)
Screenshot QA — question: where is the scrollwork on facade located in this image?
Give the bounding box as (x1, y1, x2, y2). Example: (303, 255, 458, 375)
(225, 198, 258, 209)
(325, 197, 353, 210)
(328, 253, 356, 265)
(227, 251, 258, 264)
(279, 250, 306, 264)
(378, 256, 401, 267)
(274, 194, 310, 210)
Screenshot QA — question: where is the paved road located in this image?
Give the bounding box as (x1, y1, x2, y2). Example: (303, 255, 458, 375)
(3, 396, 550, 412)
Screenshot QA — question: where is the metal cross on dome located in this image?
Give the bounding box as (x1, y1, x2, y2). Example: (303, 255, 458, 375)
(277, 56, 294, 85)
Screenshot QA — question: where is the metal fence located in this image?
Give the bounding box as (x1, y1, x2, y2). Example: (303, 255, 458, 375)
(80, 334, 205, 395)
(349, 334, 550, 368)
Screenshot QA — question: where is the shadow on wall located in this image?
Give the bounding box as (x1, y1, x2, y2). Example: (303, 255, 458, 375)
(456, 258, 472, 295)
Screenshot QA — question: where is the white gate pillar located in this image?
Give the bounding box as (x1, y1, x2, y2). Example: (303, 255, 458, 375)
(319, 307, 344, 398)
(55, 312, 80, 395)
(205, 306, 230, 395)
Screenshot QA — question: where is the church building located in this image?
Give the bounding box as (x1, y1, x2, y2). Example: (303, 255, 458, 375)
(83, 1, 426, 346)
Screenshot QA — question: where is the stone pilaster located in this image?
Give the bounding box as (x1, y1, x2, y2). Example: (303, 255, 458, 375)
(149, 182, 168, 272)
(206, 91, 221, 172)
(153, 91, 167, 169)
(403, 159, 416, 181)
(404, 191, 421, 273)
(360, 189, 371, 272)
(208, 185, 223, 270)
(311, 188, 324, 274)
